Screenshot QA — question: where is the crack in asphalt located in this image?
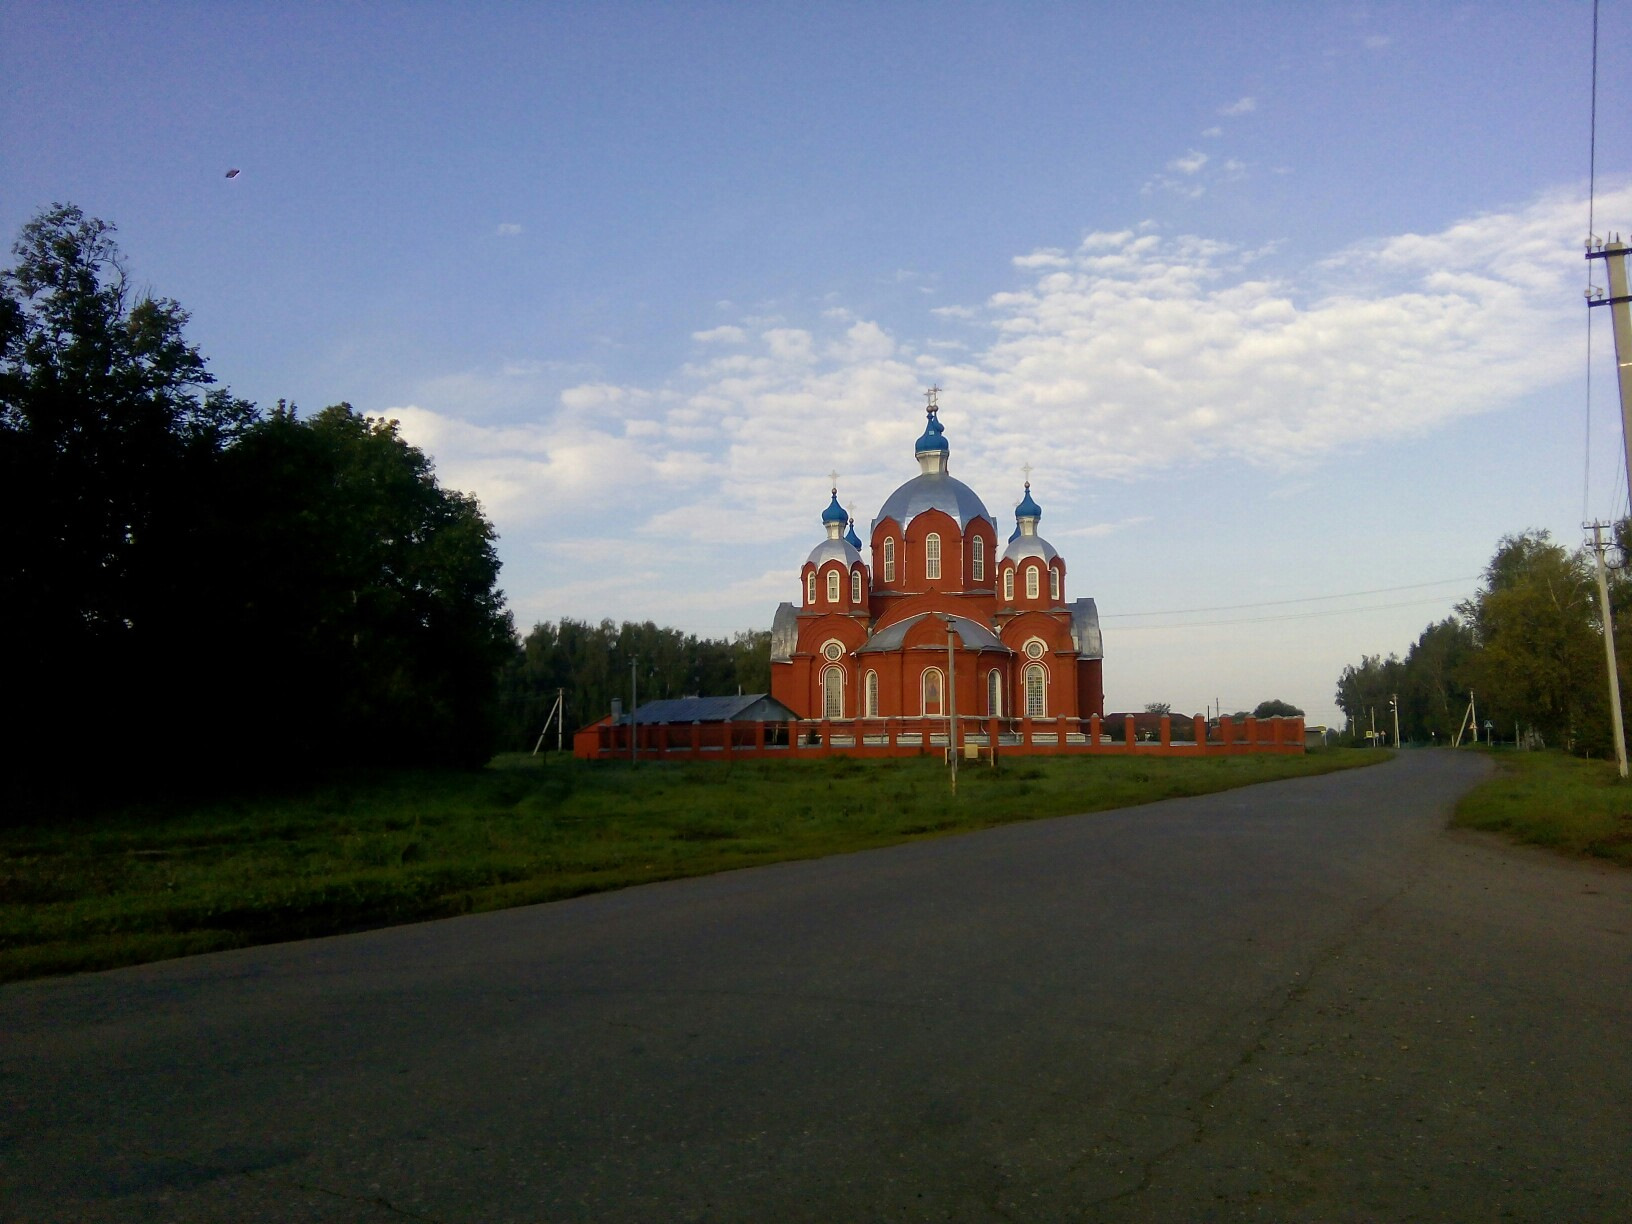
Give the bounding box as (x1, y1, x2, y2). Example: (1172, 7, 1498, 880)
(131, 1147, 446, 1223)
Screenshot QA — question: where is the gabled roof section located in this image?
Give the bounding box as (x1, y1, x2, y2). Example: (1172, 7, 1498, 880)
(1069, 598, 1103, 660)
(859, 613, 1012, 654)
(623, 694, 798, 725)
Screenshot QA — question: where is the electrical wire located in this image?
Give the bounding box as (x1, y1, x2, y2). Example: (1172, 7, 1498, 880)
(1585, 0, 1601, 522)
(1099, 576, 1479, 620)
(1110, 594, 1471, 633)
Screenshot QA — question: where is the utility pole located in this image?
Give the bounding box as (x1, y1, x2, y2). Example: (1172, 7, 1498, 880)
(630, 658, 638, 767)
(1586, 235, 1632, 508)
(943, 616, 958, 794)
(1589, 522, 1629, 777)
(1390, 693, 1402, 750)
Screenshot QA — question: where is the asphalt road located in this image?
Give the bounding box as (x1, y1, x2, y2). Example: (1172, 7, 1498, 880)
(3, 751, 1629, 1222)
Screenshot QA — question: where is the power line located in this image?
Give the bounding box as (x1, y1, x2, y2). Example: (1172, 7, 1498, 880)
(1111, 594, 1471, 632)
(1099, 576, 1479, 620)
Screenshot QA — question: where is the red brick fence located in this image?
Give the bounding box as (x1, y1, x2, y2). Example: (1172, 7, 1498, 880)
(574, 713, 1305, 761)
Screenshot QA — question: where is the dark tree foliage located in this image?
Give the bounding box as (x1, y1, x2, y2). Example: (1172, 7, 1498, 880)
(498, 621, 772, 750)
(1251, 699, 1304, 719)
(200, 403, 515, 768)
(2, 205, 512, 797)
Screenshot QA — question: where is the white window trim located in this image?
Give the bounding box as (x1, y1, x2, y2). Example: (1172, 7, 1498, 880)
(1050, 567, 1060, 601)
(865, 670, 879, 717)
(972, 536, 984, 583)
(1003, 568, 1014, 602)
(1025, 663, 1048, 718)
(827, 569, 841, 603)
(925, 533, 941, 581)
(1026, 565, 1040, 600)
(921, 667, 945, 716)
(851, 569, 862, 604)
(987, 669, 1002, 717)
(883, 538, 895, 583)
(807, 572, 816, 605)
(822, 665, 845, 719)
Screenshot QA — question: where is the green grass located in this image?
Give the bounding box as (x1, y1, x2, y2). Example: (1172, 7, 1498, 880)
(0, 749, 1377, 983)
(1454, 749, 1632, 866)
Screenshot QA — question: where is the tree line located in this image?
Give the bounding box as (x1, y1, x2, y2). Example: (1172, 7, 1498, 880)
(2, 205, 514, 796)
(498, 621, 771, 751)
(1336, 528, 1632, 753)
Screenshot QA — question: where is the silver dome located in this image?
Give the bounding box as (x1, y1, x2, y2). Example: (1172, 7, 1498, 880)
(1002, 534, 1060, 565)
(805, 537, 863, 568)
(870, 473, 996, 536)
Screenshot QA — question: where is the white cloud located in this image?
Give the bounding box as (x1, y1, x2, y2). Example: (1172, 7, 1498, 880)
(692, 325, 747, 344)
(389, 182, 1630, 634)
(1168, 150, 1209, 175)
(1219, 96, 1257, 116)
(1363, 34, 1391, 50)
(1200, 126, 1223, 138)
(495, 222, 524, 237)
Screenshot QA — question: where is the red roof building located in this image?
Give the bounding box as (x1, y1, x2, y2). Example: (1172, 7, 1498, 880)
(770, 394, 1104, 724)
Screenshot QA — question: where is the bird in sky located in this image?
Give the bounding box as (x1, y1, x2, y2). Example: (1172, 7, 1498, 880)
(225, 168, 240, 179)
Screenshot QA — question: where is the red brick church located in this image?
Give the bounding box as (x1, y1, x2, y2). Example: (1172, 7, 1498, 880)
(770, 392, 1104, 724)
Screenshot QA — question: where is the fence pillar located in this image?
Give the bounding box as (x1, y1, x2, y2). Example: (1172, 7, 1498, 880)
(1160, 714, 1172, 748)
(1193, 714, 1207, 750)
(1220, 716, 1235, 747)
(1124, 715, 1137, 747)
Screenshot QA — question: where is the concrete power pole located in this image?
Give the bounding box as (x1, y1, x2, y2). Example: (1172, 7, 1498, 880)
(943, 616, 958, 794)
(1589, 523, 1629, 778)
(1390, 693, 1402, 750)
(1587, 236, 1632, 506)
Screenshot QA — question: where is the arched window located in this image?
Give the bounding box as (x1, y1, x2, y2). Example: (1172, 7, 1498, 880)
(1050, 567, 1060, 601)
(987, 669, 1002, 717)
(925, 533, 941, 581)
(851, 569, 863, 604)
(1003, 568, 1014, 602)
(883, 537, 895, 583)
(1025, 664, 1047, 718)
(972, 536, 985, 583)
(1026, 565, 1040, 600)
(865, 670, 879, 717)
(822, 666, 844, 720)
(921, 667, 944, 716)
(807, 572, 816, 605)
(827, 569, 841, 603)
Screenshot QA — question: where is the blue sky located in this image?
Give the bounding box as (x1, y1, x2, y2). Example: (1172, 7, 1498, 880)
(5, 2, 1629, 727)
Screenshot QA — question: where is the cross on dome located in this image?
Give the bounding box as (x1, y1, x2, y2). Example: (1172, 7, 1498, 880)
(924, 385, 940, 411)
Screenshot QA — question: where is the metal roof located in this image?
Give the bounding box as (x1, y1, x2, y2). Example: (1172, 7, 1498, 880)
(870, 472, 996, 536)
(622, 694, 798, 725)
(859, 613, 1012, 655)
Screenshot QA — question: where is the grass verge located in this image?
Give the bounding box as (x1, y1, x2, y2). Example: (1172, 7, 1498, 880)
(2, 749, 1377, 983)
(1453, 749, 1632, 866)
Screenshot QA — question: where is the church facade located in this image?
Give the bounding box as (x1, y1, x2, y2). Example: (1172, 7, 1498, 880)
(770, 395, 1104, 726)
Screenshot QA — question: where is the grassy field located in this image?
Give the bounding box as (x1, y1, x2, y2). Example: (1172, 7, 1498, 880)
(0, 749, 1377, 984)
(1454, 748, 1632, 866)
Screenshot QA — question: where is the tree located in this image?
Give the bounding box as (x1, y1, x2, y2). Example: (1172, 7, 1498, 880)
(1143, 702, 1172, 716)
(2, 204, 255, 779)
(1252, 699, 1304, 719)
(205, 403, 515, 767)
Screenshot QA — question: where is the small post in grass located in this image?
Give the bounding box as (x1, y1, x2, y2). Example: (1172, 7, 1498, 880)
(943, 614, 958, 794)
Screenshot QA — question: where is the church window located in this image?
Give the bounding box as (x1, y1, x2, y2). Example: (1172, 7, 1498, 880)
(1025, 664, 1047, 718)
(925, 533, 941, 580)
(827, 569, 841, 603)
(1003, 568, 1014, 602)
(1025, 638, 1046, 660)
(1026, 565, 1039, 600)
(851, 570, 863, 604)
(921, 667, 944, 716)
(972, 536, 985, 583)
(1050, 567, 1060, 601)
(822, 666, 845, 719)
(865, 670, 879, 717)
(987, 669, 1002, 717)
(807, 572, 816, 605)
(883, 538, 895, 583)
(823, 640, 844, 662)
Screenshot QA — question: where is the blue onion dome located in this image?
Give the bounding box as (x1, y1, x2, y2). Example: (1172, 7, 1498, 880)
(821, 488, 848, 525)
(1015, 482, 1042, 520)
(915, 406, 949, 454)
(845, 517, 862, 549)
